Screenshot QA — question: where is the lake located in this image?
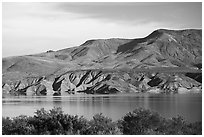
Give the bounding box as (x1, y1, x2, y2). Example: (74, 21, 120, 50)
(2, 93, 202, 122)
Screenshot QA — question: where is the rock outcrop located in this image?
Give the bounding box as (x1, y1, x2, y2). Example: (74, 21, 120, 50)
(2, 69, 202, 96)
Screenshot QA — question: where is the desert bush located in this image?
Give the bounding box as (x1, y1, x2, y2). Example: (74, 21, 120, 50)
(2, 107, 202, 135)
(28, 107, 89, 135)
(119, 108, 162, 135)
(2, 115, 35, 135)
(84, 113, 121, 135)
(184, 121, 202, 135)
(157, 116, 202, 135)
(28, 108, 65, 134)
(119, 108, 202, 135)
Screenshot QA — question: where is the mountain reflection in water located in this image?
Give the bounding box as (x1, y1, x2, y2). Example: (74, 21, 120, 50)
(2, 93, 202, 122)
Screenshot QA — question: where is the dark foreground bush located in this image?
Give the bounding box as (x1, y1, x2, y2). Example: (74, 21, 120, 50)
(2, 115, 35, 135)
(28, 108, 89, 135)
(83, 113, 121, 135)
(119, 108, 162, 135)
(2, 107, 202, 135)
(119, 108, 202, 135)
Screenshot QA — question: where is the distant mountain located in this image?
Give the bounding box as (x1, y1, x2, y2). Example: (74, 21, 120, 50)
(2, 29, 202, 96)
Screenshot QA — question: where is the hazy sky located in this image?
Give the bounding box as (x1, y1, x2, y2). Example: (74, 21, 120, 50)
(2, 2, 202, 57)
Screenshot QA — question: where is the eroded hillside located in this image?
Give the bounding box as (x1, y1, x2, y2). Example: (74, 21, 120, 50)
(2, 29, 202, 96)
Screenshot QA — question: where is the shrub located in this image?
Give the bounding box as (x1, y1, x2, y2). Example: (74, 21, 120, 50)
(2, 116, 35, 135)
(28, 107, 89, 135)
(157, 116, 187, 135)
(2, 107, 202, 135)
(184, 121, 202, 135)
(120, 108, 162, 134)
(28, 108, 65, 134)
(157, 116, 202, 135)
(84, 113, 121, 135)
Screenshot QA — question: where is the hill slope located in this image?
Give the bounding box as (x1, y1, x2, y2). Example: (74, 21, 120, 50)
(2, 29, 202, 96)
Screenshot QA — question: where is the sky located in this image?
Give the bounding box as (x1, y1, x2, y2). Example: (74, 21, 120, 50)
(2, 2, 202, 57)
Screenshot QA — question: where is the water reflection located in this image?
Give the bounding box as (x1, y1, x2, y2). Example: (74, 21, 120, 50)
(2, 93, 202, 122)
(52, 96, 62, 108)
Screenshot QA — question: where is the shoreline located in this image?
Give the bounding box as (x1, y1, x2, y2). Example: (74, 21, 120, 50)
(2, 91, 202, 99)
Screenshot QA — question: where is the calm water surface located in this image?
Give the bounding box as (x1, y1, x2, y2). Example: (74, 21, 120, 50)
(2, 93, 202, 122)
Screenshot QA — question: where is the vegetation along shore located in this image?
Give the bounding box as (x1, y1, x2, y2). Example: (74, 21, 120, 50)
(2, 107, 202, 135)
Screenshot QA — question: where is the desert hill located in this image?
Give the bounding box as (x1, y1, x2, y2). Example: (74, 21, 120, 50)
(2, 29, 202, 96)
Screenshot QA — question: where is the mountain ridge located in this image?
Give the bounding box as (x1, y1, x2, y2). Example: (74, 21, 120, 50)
(2, 29, 202, 96)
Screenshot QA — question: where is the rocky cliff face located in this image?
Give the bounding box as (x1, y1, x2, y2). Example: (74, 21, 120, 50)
(2, 29, 202, 96)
